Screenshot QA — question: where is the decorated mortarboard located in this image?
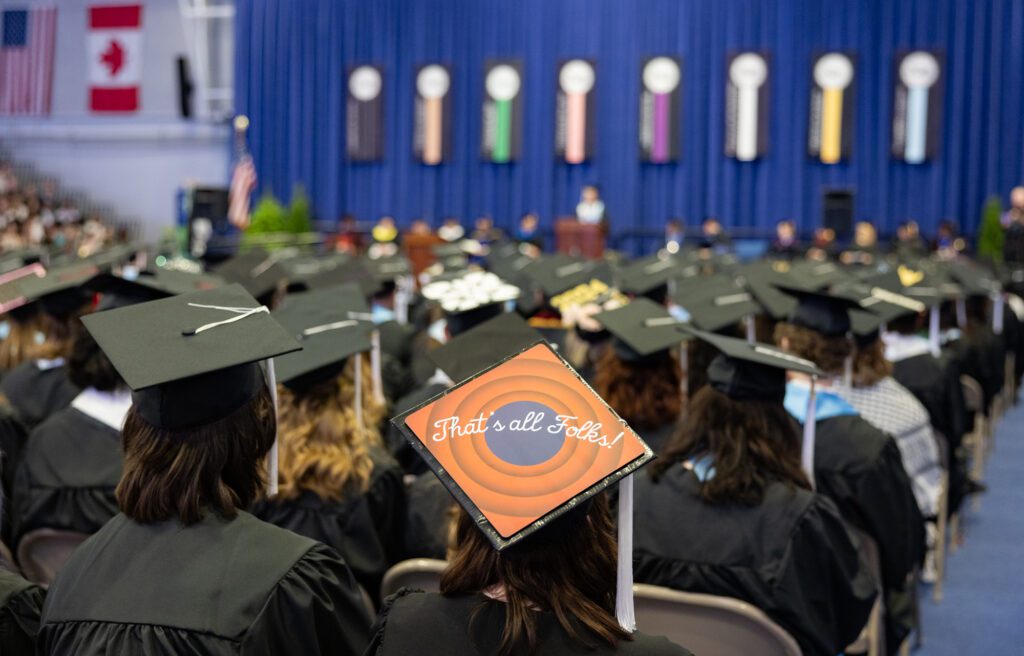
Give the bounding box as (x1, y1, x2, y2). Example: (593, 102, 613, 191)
(594, 298, 690, 363)
(80, 283, 301, 431)
(428, 312, 544, 384)
(422, 270, 519, 313)
(682, 325, 824, 487)
(17, 262, 101, 317)
(523, 255, 614, 297)
(272, 283, 374, 392)
(550, 279, 628, 339)
(210, 248, 290, 300)
(774, 284, 868, 337)
(392, 339, 654, 629)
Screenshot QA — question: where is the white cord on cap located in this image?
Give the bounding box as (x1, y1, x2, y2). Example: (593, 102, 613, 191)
(616, 473, 637, 632)
(802, 376, 817, 489)
(266, 357, 279, 497)
(183, 303, 270, 336)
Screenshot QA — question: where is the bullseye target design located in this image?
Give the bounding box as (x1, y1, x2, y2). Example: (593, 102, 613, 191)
(398, 343, 651, 547)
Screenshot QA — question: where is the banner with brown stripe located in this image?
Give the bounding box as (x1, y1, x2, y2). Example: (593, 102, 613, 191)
(414, 63, 452, 165)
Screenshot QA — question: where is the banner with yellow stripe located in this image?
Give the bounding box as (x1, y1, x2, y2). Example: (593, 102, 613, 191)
(807, 52, 855, 164)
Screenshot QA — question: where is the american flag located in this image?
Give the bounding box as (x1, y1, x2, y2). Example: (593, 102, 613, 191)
(228, 155, 257, 230)
(0, 6, 57, 115)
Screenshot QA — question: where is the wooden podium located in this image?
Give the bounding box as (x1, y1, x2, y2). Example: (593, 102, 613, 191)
(555, 217, 605, 259)
(402, 232, 445, 280)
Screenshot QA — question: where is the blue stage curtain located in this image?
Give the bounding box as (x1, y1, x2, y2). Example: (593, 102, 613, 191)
(234, 0, 1024, 242)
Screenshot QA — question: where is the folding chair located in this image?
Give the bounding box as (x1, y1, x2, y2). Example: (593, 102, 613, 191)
(931, 431, 952, 603)
(960, 375, 987, 511)
(380, 558, 447, 600)
(16, 528, 90, 587)
(632, 584, 801, 656)
(845, 527, 884, 656)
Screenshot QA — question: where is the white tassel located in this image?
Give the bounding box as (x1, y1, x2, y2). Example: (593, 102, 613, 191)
(679, 344, 689, 395)
(801, 377, 817, 490)
(745, 314, 756, 344)
(354, 352, 364, 434)
(266, 358, 279, 497)
(956, 299, 967, 329)
(928, 305, 941, 357)
(371, 330, 384, 403)
(994, 293, 1005, 335)
(616, 474, 637, 632)
(843, 355, 853, 388)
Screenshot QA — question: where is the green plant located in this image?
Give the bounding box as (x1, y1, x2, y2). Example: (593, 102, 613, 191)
(977, 195, 1005, 263)
(246, 192, 289, 234)
(286, 185, 313, 234)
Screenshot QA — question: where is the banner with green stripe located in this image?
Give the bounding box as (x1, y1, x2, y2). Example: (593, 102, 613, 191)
(482, 59, 522, 163)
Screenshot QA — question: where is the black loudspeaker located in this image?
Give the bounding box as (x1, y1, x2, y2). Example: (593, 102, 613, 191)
(176, 56, 194, 118)
(187, 187, 229, 259)
(822, 189, 854, 238)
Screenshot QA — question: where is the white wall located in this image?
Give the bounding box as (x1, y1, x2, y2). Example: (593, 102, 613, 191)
(0, 0, 230, 240)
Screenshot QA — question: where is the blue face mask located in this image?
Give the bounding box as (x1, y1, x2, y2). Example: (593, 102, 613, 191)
(0, 321, 9, 341)
(371, 304, 396, 325)
(34, 331, 45, 345)
(668, 304, 692, 323)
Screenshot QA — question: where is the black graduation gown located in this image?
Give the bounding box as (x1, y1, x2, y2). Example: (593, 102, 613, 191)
(0, 361, 79, 430)
(0, 569, 45, 656)
(366, 590, 692, 656)
(404, 472, 454, 559)
(632, 467, 876, 656)
(11, 406, 122, 549)
(386, 381, 448, 475)
(637, 421, 677, 456)
(812, 415, 926, 653)
(38, 512, 372, 655)
(252, 449, 406, 601)
(377, 320, 417, 401)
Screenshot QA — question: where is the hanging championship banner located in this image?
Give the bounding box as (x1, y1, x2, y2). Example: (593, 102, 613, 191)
(639, 56, 682, 163)
(414, 64, 452, 165)
(808, 52, 855, 164)
(555, 59, 596, 164)
(891, 50, 944, 164)
(481, 59, 522, 163)
(347, 64, 384, 161)
(724, 52, 770, 162)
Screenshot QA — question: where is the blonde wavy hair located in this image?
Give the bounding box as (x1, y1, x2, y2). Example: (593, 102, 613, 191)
(275, 355, 386, 501)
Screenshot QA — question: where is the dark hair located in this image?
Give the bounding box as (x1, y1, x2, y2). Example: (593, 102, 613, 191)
(853, 336, 893, 387)
(0, 311, 41, 371)
(441, 494, 630, 656)
(67, 329, 123, 391)
(117, 387, 275, 525)
(773, 322, 851, 376)
(593, 347, 682, 430)
(652, 386, 810, 505)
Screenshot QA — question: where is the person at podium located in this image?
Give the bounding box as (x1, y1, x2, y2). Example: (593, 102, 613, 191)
(575, 184, 607, 228)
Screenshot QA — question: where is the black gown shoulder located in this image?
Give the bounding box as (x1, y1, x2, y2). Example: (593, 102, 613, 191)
(812, 415, 925, 651)
(404, 471, 454, 559)
(252, 447, 406, 599)
(366, 590, 692, 656)
(632, 466, 875, 656)
(386, 382, 449, 474)
(11, 407, 122, 548)
(0, 361, 78, 429)
(0, 569, 45, 656)
(39, 511, 372, 655)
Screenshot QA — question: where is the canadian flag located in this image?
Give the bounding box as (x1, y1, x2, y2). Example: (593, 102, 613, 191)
(87, 4, 143, 112)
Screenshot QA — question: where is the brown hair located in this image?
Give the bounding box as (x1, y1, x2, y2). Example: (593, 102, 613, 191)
(275, 356, 383, 501)
(117, 387, 275, 525)
(441, 494, 630, 656)
(773, 322, 852, 376)
(33, 305, 91, 361)
(651, 386, 810, 505)
(852, 337, 893, 387)
(593, 348, 682, 430)
(0, 313, 42, 371)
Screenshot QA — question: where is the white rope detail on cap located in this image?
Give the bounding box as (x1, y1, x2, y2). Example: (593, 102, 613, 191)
(183, 303, 270, 335)
(301, 320, 359, 338)
(616, 473, 637, 632)
(643, 316, 685, 327)
(802, 376, 818, 490)
(266, 357, 279, 497)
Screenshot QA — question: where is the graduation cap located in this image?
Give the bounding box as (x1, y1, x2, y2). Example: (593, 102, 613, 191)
(672, 275, 761, 334)
(367, 254, 412, 283)
(834, 281, 927, 344)
(682, 326, 824, 487)
(594, 298, 690, 363)
(17, 262, 101, 317)
(392, 340, 654, 630)
(88, 269, 225, 310)
(775, 285, 867, 337)
(210, 248, 289, 301)
(277, 252, 351, 292)
(617, 255, 692, 302)
(0, 263, 47, 314)
(304, 258, 383, 297)
(422, 271, 520, 336)
(80, 283, 301, 432)
(272, 284, 373, 392)
(428, 312, 543, 384)
(523, 255, 614, 297)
